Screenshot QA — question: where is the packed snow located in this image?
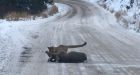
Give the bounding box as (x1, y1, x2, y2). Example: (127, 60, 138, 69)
(0, 0, 140, 75)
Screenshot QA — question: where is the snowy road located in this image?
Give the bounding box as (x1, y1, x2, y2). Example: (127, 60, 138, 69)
(2, 0, 140, 75)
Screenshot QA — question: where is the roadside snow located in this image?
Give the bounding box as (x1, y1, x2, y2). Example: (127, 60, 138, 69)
(55, 3, 70, 17)
(84, 0, 140, 33)
(0, 3, 70, 75)
(84, 0, 98, 3)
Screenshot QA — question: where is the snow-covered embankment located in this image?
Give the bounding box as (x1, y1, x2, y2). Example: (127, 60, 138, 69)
(85, 0, 140, 33)
(0, 3, 70, 74)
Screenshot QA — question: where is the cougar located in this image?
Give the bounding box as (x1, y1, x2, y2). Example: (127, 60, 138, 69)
(46, 42, 87, 62)
(47, 42, 87, 54)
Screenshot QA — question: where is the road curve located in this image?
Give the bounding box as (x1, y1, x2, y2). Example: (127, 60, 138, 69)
(6, 0, 140, 75)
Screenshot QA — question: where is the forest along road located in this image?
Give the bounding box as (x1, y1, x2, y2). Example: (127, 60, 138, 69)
(5, 0, 140, 75)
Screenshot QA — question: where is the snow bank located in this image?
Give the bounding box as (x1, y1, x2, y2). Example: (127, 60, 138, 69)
(55, 3, 70, 17)
(85, 0, 98, 3)
(0, 3, 70, 74)
(84, 0, 140, 33)
(97, 0, 140, 32)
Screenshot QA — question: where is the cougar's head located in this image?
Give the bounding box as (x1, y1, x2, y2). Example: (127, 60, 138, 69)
(48, 47, 57, 53)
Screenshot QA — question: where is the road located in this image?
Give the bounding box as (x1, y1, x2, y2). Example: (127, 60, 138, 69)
(4, 0, 140, 75)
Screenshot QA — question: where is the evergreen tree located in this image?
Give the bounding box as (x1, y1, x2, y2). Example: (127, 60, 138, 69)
(29, 0, 47, 14)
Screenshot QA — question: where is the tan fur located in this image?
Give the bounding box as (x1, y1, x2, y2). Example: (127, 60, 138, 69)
(48, 42, 87, 55)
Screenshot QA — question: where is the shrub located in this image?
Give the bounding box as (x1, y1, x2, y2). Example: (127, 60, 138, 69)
(0, 0, 53, 19)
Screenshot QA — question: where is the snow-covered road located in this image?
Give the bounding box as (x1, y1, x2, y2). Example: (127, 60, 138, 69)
(1, 0, 140, 75)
